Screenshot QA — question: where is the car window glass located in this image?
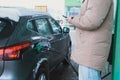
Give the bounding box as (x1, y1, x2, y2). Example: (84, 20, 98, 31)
(27, 21, 35, 31)
(0, 21, 6, 32)
(0, 20, 14, 38)
(48, 18, 62, 34)
(35, 18, 51, 35)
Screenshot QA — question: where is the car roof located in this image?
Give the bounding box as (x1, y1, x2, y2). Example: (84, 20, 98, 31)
(0, 7, 49, 22)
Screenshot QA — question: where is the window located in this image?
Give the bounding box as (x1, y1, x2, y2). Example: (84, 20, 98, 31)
(27, 21, 35, 31)
(48, 18, 62, 34)
(35, 18, 51, 35)
(35, 6, 47, 12)
(0, 19, 14, 38)
(0, 21, 6, 32)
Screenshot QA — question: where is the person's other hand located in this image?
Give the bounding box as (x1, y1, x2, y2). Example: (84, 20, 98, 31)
(66, 16, 74, 24)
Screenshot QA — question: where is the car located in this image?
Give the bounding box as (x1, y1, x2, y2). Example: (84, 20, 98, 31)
(0, 7, 72, 80)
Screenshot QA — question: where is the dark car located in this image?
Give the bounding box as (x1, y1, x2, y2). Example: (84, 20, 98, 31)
(0, 7, 71, 80)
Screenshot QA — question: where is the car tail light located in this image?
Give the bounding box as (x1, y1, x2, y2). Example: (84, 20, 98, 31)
(0, 42, 31, 61)
(0, 49, 3, 60)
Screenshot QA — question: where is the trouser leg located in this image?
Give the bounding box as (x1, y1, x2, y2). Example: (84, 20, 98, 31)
(78, 64, 101, 80)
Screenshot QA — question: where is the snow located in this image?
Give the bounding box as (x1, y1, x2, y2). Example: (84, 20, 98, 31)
(0, 7, 48, 22)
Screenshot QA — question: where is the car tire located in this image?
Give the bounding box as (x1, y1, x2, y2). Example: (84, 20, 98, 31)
(63, 44, 71, 66)
(36, 68, 49, 80)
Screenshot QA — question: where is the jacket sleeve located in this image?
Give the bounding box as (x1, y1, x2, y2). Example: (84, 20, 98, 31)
(71, 0, 112, 31)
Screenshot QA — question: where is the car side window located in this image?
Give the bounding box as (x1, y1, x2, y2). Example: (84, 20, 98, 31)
(0, 20, 14, 38)
(48, 18, 62, 34)
(0, 21, 6, 32)
(27, 21, 35, 31)
(35, 18, 52, 35)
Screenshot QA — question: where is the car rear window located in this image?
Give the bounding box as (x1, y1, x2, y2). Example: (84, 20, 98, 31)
(0, 21, 6, 32)
(0, 19, 14, 38)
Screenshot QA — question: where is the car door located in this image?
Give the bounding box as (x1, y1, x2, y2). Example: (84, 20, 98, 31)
(47, 18, 68, 63)
(34, 18, 60, 69)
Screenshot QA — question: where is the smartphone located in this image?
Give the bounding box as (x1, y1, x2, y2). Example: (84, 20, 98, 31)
(62, 15, 74, 19)
(62, 15, 67, 18)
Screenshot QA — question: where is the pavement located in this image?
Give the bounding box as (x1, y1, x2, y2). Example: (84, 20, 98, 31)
(50, 61, 112, 80)
(50, 61, 78, 80)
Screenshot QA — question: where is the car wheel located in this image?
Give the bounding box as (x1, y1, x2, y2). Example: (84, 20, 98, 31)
(36, 68, 48, 80)
(63, 44, 71, 65)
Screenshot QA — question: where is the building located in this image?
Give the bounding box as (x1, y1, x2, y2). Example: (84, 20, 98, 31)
(65, 0, 81, 17)
(64, 0, 81, 29)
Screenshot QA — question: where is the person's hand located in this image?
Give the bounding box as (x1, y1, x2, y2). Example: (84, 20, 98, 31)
(66, 16, 74, 24)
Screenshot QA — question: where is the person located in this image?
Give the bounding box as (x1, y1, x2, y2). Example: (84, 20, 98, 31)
(66, 0, 113, 80)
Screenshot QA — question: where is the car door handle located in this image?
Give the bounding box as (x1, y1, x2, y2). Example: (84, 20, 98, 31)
(47, 36, 54, 41)
(31, 36, 41, 40)
(60, 37, 64, 40)
(59, 38, 62, 40)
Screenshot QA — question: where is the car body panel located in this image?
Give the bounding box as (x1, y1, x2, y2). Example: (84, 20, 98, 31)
(0, 7, 71, 80)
